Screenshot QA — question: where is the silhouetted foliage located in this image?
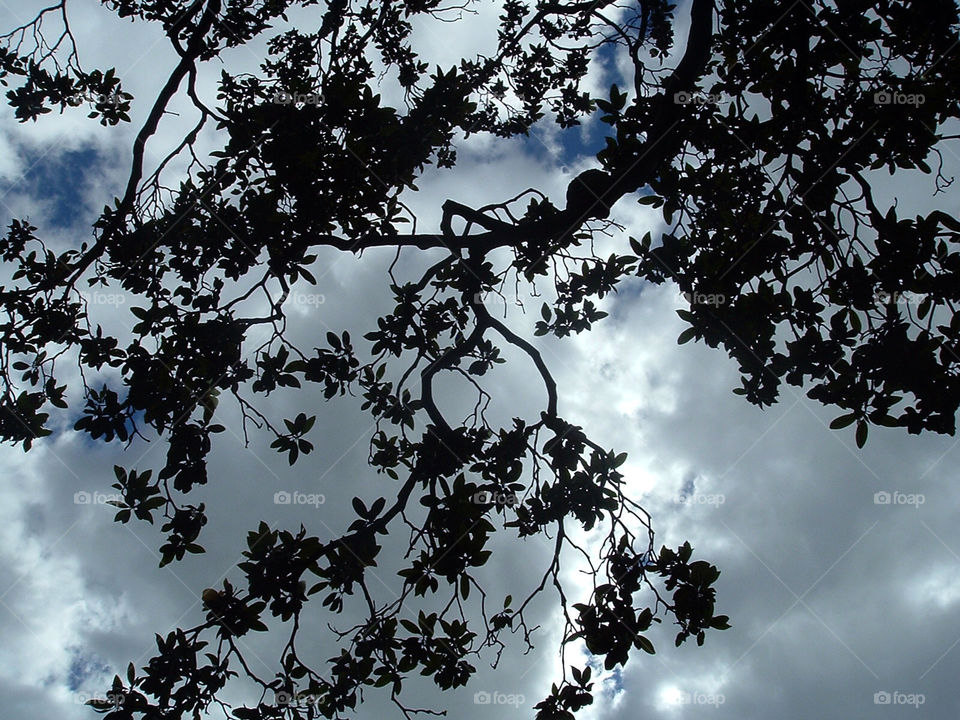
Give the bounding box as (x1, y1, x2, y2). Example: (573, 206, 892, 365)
(1, 0, 959, 718)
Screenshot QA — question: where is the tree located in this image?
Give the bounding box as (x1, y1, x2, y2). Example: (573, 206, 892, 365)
(1, 0, 958, 718)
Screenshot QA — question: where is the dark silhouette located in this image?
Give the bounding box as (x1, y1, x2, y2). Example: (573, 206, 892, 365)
(1, 0, 958, 717)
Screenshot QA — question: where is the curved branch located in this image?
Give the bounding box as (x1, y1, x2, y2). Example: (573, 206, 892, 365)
(60, 0, 223, 288)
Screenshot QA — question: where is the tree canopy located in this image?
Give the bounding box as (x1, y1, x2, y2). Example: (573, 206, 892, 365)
(1, 0, 959, 718)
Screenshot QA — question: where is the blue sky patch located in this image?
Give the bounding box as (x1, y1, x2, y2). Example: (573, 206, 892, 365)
(6, 145, 100, 229)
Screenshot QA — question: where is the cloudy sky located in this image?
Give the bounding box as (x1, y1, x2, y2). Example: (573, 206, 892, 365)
(1, 1, 958, 718)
